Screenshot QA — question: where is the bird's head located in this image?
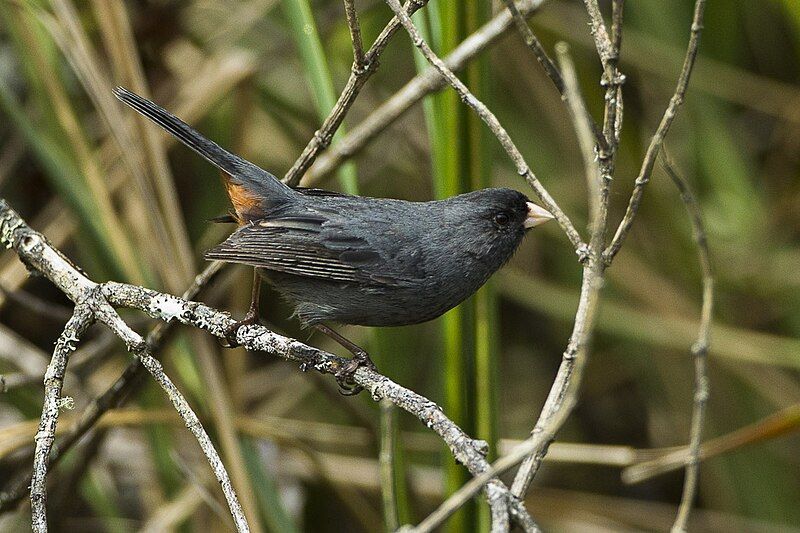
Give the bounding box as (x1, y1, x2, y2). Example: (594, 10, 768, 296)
(444, 188, 553, 269)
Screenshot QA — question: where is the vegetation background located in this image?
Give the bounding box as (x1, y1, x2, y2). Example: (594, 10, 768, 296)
(0, 0, 799, 531)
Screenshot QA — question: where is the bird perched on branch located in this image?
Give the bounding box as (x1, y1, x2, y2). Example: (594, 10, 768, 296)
(114, 87, 553, 393)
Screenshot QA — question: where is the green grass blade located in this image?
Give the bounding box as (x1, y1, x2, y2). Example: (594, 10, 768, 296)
(281, 0, 359, 194)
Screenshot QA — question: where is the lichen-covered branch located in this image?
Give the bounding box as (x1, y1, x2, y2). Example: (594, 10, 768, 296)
(0, 262, 224, 514)
(30, 305, 93, 532)
(0, 200, 249, 532)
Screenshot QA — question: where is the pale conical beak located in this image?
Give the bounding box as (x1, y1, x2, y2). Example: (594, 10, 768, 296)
(524, 202, 554, 228)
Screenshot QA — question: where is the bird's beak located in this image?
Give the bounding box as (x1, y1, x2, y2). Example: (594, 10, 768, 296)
(524, 202, 554, 229)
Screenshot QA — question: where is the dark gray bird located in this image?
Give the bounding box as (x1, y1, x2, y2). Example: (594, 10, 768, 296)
(114, 87, 553, 392)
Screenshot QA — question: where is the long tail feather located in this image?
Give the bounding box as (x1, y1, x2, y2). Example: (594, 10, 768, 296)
(113, 86, 293, 201)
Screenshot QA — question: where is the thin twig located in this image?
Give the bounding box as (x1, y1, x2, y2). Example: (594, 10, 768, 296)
(384, 0, 583, 252)
(500, 0, 608, 152)
(581, 0, 615, 70)
(510, 44, 609, 502)
(623, 404, 800, 485)
(92, 297, 250, 533)
(659, 152, 713, 532)
(30, 304, 94, 532)
(604, 0, 706, 263)
(282, 0, 431, 186)
(304, 0, 547, 184)
(343, 0, 365, 67)
(555, 43, 601, 228)
(379, 398, 399, 531)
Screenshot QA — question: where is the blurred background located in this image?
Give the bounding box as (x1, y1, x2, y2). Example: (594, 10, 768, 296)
(0, 0, 799, 531)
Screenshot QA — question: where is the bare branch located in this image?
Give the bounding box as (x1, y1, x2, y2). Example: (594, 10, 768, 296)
(0, 204, 248, 532)
(343, 0, 365, 67)
(283, 0, 431, 186)
(93, 297, 250, 533)
(510, 42, 610, 504)
(582, 0, 615, 70)
(659, 153, 713, 532)
(500, 0, 608, 152)
(604, 0, 706, 262)
(379, 399, 399, 531)
(384, 0, 583, 251)
(304, 0, 547, 185)
(30, 304, 93, 532)
(555, 43, 601, 228)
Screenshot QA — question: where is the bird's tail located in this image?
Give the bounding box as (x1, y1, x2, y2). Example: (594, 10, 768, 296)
(114, 87, 294, 219)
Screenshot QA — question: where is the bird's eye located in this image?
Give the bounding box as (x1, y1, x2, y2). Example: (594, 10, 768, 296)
(493, 212, 510, 227)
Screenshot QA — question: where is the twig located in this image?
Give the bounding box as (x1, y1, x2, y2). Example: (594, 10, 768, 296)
(409, 378, 583, 533)
(384, 0, 583, 252)
(342, 0, 365, 67)
(581, 0, 615, 70)
(0, 261, 225, 513)
(604, 0, 706, 263)
(379, 398, 399, 531)
(92, 297, 250, 533)
(659, 153, 713, 532)
(303, 0, 547, 185)
(501, 0, 563, 93)
(30, 304, 93, 532)
(0, 199, 535, 531)
(555, 43, 601, 228)
(500, 0, 608, 152)
(507, 39, 608, 501)
(624, 404, 800, 485)
(282, 0, 431, 186)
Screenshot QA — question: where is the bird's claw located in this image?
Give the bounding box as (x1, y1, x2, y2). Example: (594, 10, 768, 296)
(335, 350, 376, 396)
(220, 312, 260, 348)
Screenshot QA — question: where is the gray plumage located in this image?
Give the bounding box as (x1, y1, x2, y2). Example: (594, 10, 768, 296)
(114, 87, 549, 329)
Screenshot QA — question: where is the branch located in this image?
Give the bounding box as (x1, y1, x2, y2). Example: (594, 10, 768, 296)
(581, 0, 615, 71)
(507, 41, 608, 500)
(555, 43, 601, 229)
(500, 0, 608, 153)
(30, 304, 93, 532)
(379, 399, 399, 531)
(342, 0, 365, 67)
(0, 198, 535, 530)
(384, 0, 583, 252)
(604, 0, 706, 262)
(282, 0, 431, 186)
(98, 298, 250, 532)
(304, 0, 547, 185)
(659, 153, 713, 532)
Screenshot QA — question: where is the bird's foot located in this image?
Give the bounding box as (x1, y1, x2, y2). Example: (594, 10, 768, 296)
(221, 310, 260, 348)
(334, 350, 376, 396)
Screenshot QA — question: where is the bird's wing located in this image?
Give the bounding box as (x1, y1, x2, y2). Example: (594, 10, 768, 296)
(204, 213, 425, 286)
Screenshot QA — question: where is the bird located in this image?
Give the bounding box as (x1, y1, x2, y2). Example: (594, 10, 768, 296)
(113, 86, 554, 393)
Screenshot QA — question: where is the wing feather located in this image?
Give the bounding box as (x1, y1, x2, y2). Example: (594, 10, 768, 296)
(205, 208, 426, 286)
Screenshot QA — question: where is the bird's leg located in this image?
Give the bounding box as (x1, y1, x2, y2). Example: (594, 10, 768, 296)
(314, 324, 376, 395)
(222, 270, 262, 347)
